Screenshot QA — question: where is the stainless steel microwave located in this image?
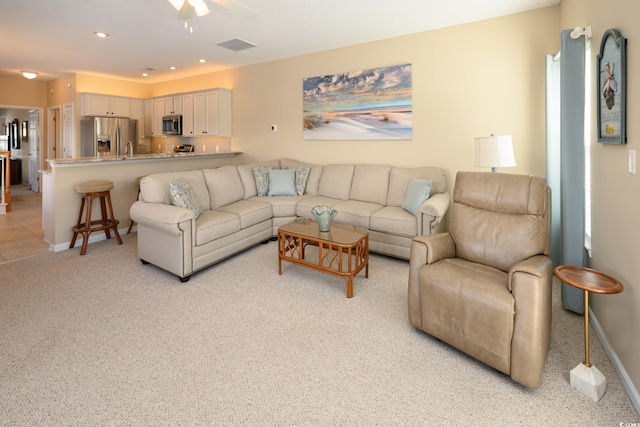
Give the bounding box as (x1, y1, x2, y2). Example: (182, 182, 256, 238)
(162, 114, 182, 135)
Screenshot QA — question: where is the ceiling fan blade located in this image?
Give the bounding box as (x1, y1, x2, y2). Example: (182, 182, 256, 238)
(168, 0, 185, 11)
(211, 0, 259, 20)
(188, 0, 210, 17)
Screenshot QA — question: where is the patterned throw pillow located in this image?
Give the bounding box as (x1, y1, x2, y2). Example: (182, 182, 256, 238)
(253, 166, 272, 197)
(289, 165, 311, 196)
(169, 178, 203, 219)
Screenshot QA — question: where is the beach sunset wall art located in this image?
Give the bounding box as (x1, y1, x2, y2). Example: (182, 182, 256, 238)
(303, 64, 412, 140)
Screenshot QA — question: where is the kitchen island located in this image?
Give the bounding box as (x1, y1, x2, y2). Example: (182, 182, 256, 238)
(42, 152, 241, 252)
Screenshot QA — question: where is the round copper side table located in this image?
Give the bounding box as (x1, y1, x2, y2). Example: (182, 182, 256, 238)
(553, 265, 623, 402)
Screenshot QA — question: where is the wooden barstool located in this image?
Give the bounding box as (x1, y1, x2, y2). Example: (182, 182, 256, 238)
(70, 180, 123, 255)
(127, 176, 144, 234)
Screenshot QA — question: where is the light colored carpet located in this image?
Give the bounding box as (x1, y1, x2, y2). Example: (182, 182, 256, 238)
(0, 234, 638, 426)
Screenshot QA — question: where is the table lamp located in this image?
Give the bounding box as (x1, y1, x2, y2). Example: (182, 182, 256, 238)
(474, 135, 516, 172)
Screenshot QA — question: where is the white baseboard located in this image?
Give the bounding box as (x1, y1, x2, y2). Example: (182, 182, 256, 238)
(49, 226, 132, 253)
(590, 307, 640, 414)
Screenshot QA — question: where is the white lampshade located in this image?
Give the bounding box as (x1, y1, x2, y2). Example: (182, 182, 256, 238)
(474, 135, 516, 172)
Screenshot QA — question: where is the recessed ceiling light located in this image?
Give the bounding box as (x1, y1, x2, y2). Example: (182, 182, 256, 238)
(21, 71, 38, 79)
(142, 73, 149, 77)
(169, 66, 177, 70)
(197, 58, 207, 63)
(93, 32, 110, 38)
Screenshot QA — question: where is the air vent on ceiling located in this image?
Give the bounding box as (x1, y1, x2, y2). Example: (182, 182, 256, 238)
(215, 38, 257, 52)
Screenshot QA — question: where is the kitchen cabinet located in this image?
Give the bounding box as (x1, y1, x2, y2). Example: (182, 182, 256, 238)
(153, 98, 165, 136)
(181, 93, 195, 137)
(192, 89, 231, 137)
(164, 96, 182, 115)
(81, 93, 131, 117)
(144, 99, 154, 137)
(143, 98, 165, 137)
(131, 99, 145, 138)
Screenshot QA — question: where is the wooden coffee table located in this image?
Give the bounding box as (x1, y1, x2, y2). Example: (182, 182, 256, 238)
(278, 218, 369, 298)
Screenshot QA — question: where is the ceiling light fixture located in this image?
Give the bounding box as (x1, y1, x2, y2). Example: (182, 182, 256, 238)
(21, 71, 38, 79)
(169, 66, 177, 70)
(169, 0, 209, 33)
(197, 58, 207, 63)
(93, 31, 110, 38)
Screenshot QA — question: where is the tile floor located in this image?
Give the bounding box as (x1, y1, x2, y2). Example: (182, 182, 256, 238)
(0, 185, 50, 263)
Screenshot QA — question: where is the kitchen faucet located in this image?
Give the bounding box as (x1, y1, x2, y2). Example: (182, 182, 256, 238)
(125, 141, 133, 157)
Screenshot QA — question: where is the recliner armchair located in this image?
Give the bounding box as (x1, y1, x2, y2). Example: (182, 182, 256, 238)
(408, 171, 552, 388)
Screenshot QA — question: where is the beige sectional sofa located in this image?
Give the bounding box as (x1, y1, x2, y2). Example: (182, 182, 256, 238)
(130, 158, 450, 281)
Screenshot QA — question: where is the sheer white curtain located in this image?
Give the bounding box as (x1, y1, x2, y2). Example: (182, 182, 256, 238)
(546, 29, 587, 313)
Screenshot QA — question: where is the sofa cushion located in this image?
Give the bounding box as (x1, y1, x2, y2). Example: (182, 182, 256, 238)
(318, 164, 355, 201)
(402, 178, 433, 216)
(332, 200, 384, 229)
(169, 178, 203, 219)
(370, 206, 418, 237)
(350, 164, 391, 206)
(195, 210, 241, 246)
(268, 168, 297, 196)
(281, 158, 323, 196)
(203, 166, 245, 209)
(251, 196, 305, 217)
(216, 200, 272, 229)
(140, 170, 210, 208)
(388, 167, 446, 207)
(237, 160, 281, 199)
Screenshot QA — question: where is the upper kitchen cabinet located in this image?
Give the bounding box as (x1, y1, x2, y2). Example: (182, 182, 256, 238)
(81, 93, 131, 117)
(164, 96, 182, 116)
(182, 93, 194, 137)
(143, 98, 165, 137)
(192, 89, 231, 137)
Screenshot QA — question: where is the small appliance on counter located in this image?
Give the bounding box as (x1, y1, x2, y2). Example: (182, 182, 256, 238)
(173, 144, 194, 153)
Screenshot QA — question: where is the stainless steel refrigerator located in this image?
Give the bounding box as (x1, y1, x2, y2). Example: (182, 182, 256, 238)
(80, 117, 144, 157)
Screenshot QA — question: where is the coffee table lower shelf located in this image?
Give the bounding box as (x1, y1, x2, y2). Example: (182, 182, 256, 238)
(277, 221, 369, 298)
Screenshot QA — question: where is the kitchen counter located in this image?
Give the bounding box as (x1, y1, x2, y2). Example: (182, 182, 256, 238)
(42, 151, 242, 251)
(48, 151, 241, 166)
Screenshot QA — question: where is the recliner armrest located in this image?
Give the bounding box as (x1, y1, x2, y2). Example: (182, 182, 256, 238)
(412, 233, 455, 266)
(508, 254, 553, 388)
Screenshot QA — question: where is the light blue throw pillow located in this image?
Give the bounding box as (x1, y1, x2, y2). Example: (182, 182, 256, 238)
(169, 178, 203, 218)
(268, 168, 297, 196)
(401, 178, 432, 216)
(253, 166, 272, 197)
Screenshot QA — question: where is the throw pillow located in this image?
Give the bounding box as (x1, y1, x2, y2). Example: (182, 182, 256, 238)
(289, 165, 311, 196)
(401, 178, 432, 216)
(268, 168, 297, 196)
(253, 166, 272, 196)
(169, 178, 203, 219)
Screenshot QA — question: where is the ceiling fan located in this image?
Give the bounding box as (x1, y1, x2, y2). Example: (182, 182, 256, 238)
(168, 0, 258, 32)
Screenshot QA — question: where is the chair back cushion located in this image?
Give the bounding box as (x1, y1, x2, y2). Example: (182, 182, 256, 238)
(450, 172, 550, 272)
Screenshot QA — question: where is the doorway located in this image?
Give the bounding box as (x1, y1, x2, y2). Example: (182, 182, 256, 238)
(0, 106, 43, 193)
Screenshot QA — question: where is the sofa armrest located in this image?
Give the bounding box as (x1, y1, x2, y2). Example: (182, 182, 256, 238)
(130, 201, 195, 235)
(418, 192, 450, 234)
(508, 255, 553, 388)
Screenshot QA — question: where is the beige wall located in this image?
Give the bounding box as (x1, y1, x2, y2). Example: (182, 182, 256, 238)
(0, 74, 47, 108)
(156, 7, 559, 192)
(561, 0, 640, 404)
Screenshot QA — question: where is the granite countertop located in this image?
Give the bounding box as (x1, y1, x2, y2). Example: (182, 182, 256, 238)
(48, 151, 241, 165)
